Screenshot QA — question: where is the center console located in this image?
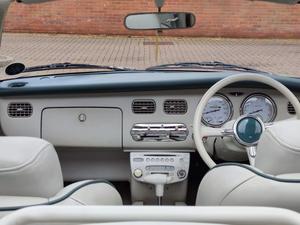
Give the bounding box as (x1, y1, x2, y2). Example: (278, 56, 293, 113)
(130, 152, 190, 205)
(130, 152, 190, 182)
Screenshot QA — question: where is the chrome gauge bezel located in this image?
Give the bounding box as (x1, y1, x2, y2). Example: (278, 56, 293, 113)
(240, 93, 277, 123)
(202, 94, 234, 128)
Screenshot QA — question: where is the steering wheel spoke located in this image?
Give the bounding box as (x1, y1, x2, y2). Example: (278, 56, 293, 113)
(201, 126, 234, 138)
(246, 146, 257, 166)
(264, 122, 274, 128)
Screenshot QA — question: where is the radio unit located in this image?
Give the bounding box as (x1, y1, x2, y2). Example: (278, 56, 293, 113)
(130, 152, 190, 184)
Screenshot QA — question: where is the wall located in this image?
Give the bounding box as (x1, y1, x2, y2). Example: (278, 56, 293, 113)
(3, 0, 300, 38)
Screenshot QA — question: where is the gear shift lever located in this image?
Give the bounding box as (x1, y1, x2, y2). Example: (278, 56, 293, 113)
(143, 174, 172, 205)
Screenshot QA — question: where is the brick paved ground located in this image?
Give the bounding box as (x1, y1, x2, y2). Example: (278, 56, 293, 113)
(0, 33, 299, 79)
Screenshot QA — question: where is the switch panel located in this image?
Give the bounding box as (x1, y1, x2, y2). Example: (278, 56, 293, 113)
(130, 152, 190, 184)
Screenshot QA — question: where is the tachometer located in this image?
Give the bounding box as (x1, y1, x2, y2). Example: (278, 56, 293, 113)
(241, 94, 277, 123)
(202, 95, 233, 127)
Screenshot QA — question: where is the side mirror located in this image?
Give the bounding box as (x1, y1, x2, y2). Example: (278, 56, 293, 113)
(124, 12, 196, 30)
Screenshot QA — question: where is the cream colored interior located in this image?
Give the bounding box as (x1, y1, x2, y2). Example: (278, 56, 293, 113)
(193, 74, 300, 168)
(2, 206, 300, 225)
(0, 87, 294, 150)
(0, 76, 298, 205)
(193, 74, 300, 213)
(0, 0, 299, 223)
(0, 73, 300, 222)
(0, 136, 122, 218)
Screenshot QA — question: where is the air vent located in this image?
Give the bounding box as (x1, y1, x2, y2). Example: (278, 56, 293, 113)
(164, 100, 188, 114)
(288, 102, 296, 115)
(8, 103, 33, 118)
(132, 100, 156, 114)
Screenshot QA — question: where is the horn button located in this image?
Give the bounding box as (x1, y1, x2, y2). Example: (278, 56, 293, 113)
(233, 116, 265, 146)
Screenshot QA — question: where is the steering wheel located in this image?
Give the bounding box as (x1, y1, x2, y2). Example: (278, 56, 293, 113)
(193, 74, 300, 168)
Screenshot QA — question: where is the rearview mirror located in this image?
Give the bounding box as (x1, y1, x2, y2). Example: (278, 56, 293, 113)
(124, 12, 196, 30)
(255, 0, 299, 4)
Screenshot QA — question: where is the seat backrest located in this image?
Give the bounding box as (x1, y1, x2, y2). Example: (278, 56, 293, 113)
(196, 164, 300, 212)
(0, 137, 63, 198)
(256, 120, 300, 175)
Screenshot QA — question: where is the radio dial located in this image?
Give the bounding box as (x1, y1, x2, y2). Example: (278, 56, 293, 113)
(177, 169, 187, 179)
(133, 169, 143, 178)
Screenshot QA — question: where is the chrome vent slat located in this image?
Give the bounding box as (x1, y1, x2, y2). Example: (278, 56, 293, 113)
(132, 100, 156, 114)
(164, 100, 188, 114)
(8, 103, 33, 118)
(131, 123, 189, 142)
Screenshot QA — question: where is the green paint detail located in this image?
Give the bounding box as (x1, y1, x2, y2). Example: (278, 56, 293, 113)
(0, 72, 299, 97)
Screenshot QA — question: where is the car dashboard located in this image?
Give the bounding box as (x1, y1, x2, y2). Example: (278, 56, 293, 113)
(0, 70, 298, 205)
(0, 71, 296, 149)
(0, 87, 295, 148)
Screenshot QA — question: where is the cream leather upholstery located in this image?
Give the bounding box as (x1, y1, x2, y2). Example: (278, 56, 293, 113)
(0, 181, 122, 209)
(0, 137, 122, 214)
(255, 120, 300, 175)
(197, 120, 300, 211)
(196, 164, 300, 212)
(52, 180, 123, 206)
(0, 137, 63, 197)
(2, 206, 300, 225)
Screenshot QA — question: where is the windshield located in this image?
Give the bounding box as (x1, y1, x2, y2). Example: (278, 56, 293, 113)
(0, 0, 299, 80)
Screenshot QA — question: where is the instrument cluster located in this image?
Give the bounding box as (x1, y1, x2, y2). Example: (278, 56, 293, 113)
(202, 93, 277, 127)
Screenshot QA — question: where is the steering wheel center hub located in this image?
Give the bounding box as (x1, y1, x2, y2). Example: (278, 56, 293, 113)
(233, 116, 265, 146)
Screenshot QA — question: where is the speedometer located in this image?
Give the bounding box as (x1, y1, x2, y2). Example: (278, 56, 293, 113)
(241, 94, 277, 123)
(202, 95, 233, 127)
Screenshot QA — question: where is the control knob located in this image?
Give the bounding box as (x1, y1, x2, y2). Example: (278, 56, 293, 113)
(133, 169, 143, 178)
(177, 169, 187, 179)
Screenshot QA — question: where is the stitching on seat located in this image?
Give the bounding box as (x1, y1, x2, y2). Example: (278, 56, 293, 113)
(220, 175, 256, 205)
(69, 197, 86, 206)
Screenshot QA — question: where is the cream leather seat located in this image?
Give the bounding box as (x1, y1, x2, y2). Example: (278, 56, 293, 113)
(0, 137, 122, 213)
(196, 121, 300, 212)
(196, 163, 300, 212)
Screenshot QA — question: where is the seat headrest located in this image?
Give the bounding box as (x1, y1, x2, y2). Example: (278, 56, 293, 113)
(0, 137, 63, 198)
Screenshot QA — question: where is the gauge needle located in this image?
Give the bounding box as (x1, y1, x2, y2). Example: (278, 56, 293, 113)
(249, 109, 263, 114)
(204, 109, 221, 114)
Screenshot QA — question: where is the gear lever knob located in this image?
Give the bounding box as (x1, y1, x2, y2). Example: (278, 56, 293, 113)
(143, 174, 172, 197)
